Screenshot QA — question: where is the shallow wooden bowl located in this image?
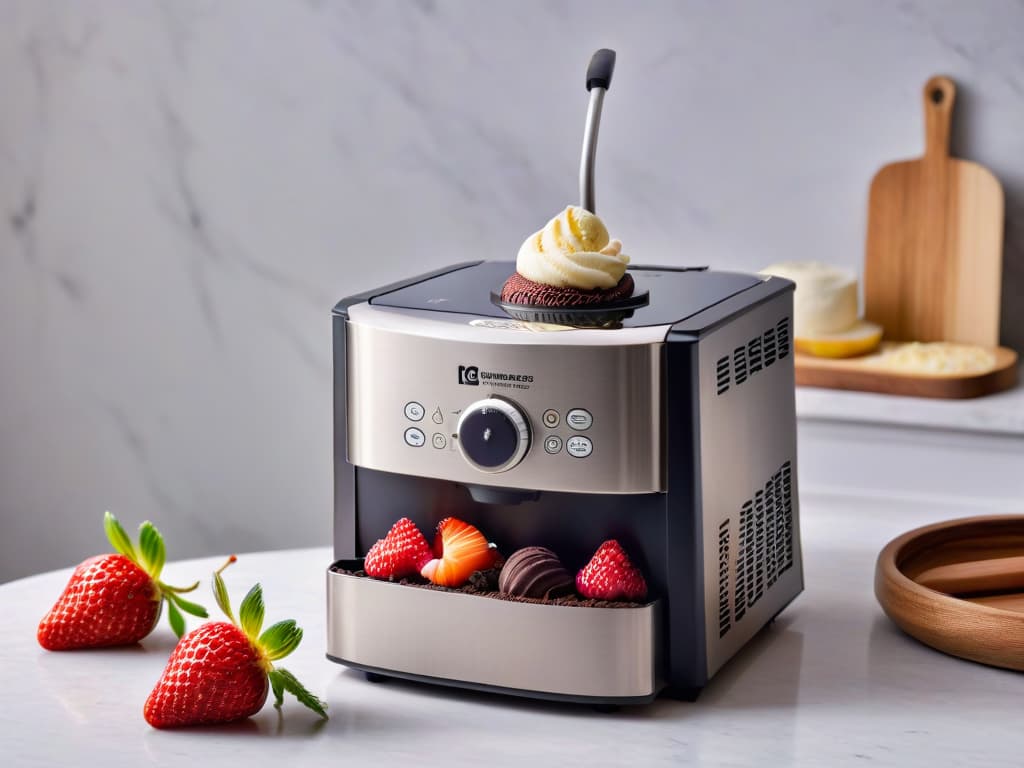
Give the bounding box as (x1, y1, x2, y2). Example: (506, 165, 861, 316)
(875, 515, 1024, 670)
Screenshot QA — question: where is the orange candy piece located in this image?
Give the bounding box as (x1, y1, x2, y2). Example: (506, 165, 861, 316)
(420, 517, 497, 587)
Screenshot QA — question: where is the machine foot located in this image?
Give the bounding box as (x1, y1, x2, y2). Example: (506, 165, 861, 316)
(364, 671, 388, 684)
(663, 686, 701, 702)
(591, 704, 620, 714)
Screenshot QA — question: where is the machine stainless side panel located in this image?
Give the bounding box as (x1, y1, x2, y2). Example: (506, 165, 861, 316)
(697, 292, 804, 676)
(346, 304, 665, 494)
(327, 568, 661, 699)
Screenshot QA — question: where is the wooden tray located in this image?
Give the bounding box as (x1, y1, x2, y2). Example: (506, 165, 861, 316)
(795, 342, 1017, 399)
(875, 515, 1024, 671)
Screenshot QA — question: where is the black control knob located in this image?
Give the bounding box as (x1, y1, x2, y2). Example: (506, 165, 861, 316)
(456, 398, 531, 473)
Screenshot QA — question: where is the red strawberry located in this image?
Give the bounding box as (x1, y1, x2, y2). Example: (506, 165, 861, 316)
(38, 512, 208, 650)
(420, 517, 498, 587)
(144, 559, 327, 728)
(364, 517, 433, 579)
(576, 540, 648, 602)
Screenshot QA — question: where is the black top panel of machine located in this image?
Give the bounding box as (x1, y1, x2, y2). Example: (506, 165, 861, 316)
(368, 261, 763, 328)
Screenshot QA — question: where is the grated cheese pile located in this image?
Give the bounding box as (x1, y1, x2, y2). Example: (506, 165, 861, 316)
(877, 342, 996, 375)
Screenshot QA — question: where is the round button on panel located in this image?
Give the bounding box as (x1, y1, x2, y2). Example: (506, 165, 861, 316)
(404, 427, 426, 447)
(542, 409, 560, 428)
(456, 398, 531, 473)
(566, 435, 593, 458)
(431, 432, 447, 449)
(544, 435, 563, 454)
(404, 401, 425, 421)
(566, 408, 593, 431)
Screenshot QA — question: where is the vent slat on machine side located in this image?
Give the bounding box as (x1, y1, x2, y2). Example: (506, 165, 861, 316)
(716, 355, 731, 395)
(763, 326, 777, 368)
(776, 317, 791, 359)
(781, 461, 794, 572)
(716, 317, 790, 396)
(733, 346, 748, 386)
(717, 519, 731, 638)
(730, 459, 795, 633)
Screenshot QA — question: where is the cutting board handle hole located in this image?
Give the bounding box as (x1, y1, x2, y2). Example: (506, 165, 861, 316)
(930, 88, 945, 105)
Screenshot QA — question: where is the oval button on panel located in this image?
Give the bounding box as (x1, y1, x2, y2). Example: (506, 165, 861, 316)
(566, 408, 592, 430)
(566, 435, 592, 458)
(404, 427, 426, 447)
(404, 402, 425, 421)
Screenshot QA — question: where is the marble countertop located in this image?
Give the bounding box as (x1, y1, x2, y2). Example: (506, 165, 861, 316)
(3, 494, 1022, 767)
(796, 369, 1024, 436)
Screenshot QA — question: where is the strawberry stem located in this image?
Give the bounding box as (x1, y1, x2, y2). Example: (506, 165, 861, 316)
(213, 555, 238, 623)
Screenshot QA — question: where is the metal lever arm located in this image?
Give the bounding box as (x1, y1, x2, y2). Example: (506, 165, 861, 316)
(579, 49, 616, 214)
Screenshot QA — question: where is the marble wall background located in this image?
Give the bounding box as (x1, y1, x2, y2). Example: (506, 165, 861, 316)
(2, 0, 1022, 582)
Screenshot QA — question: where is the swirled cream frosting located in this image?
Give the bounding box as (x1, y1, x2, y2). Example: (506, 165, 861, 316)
(516, 206, 629, 290)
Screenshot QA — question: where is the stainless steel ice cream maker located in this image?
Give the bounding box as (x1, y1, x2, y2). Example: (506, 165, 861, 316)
(326, 49, 803, 705)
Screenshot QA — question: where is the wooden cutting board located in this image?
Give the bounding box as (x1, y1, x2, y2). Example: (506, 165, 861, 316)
(863, 76, 1005, 346)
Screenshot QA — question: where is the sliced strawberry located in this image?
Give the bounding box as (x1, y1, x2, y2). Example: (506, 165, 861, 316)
(576, 540, 648, 602)
(364, 518, 433, 579)
(420, 517, 498, 587)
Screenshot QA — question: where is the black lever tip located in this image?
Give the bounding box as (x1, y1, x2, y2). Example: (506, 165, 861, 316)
(586, 48, 616, 91)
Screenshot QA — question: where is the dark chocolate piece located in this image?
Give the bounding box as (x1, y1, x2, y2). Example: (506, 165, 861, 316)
(498, 547, 575, 600)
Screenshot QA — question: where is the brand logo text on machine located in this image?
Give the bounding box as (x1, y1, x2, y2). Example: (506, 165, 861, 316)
(458, 365, 534, 390)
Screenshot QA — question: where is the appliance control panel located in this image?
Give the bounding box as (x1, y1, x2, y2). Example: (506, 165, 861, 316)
(345, 305, 666, 495)
(400, 399, 597, 466)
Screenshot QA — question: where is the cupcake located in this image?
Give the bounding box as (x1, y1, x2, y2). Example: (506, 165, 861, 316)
(500, 206, 633, 308)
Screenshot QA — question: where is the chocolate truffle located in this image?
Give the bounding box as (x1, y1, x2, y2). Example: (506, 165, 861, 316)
(500, 272, 635, 308)
(498, 547, 574, 600)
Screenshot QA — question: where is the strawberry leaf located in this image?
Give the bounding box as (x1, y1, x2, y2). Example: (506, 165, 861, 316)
(103, 512, 137, 561)
(138, 521, 165, 578)
(166, 597, 185, 638)
(213, 570, 235, 624)
(239, 584, 265, 639)
(167, 592, 208, 619)
(269, 669, 285, 709)
(272, 667, 328, 719)
(163, 580, 200, 595)
(258, 620, 303, 661)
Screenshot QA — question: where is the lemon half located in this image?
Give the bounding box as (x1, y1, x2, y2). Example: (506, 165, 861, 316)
(795, 320, 883, 359)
